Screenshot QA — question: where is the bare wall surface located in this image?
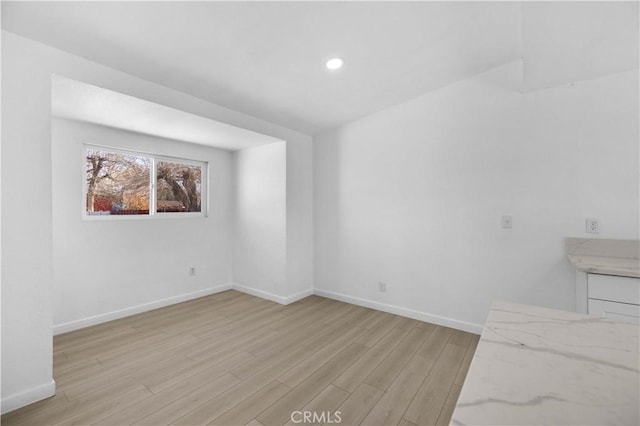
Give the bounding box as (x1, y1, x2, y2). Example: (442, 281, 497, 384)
(233, 142, 287, 299)
(2, 29, 56, 416)
(314, 61, 639, 331)
(286, 137, 314, 297)
(51, 119, 233, 329)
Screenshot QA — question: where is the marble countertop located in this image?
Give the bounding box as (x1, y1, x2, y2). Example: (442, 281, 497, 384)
(566, 238, 639, 278)
(450, 301, 639, 425)
(567, 255, 639, 278)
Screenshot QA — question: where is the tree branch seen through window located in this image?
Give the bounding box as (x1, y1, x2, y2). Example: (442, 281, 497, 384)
(157, 161, 202, 213)
(85, 147, 205, 217)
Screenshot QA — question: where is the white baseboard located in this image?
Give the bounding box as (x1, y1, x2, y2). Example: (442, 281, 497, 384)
(53, 283, 233, 335)
(232, 283, 288, 304)
(52, 281, 480, 338)
(1, 378, 56, 415)
(231, 284, 313, 305)
(283, 288, 314, 304)
(314, 288, 484, 335)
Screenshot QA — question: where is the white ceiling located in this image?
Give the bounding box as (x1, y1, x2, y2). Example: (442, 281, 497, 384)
(52, 75, 282, 151)
(521, 2, 639, 91)
(3, 2, 639, 135)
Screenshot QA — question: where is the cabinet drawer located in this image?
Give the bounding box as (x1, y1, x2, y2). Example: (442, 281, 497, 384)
(588, 274, 640, 305)
(588, 299, 640, 324)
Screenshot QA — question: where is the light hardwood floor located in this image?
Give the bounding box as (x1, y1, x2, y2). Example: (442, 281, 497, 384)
(2, 290, 479, 426)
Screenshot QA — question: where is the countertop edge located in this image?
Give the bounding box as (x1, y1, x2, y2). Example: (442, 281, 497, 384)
(567, 254, 640, 278)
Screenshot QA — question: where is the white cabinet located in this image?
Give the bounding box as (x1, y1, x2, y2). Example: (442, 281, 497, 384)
(566, 238, 639, 322)
(588, 274, 640, 304)
(588, 299, 640, 323)
(586, 274, 640, 324)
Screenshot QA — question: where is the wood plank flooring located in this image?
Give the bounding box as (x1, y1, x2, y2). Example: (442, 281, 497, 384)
(1, 290, 479, 426)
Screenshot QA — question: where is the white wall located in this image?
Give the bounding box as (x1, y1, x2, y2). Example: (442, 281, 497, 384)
(286, 138, 314, 298)
(2, 31, 56, 415)
(51, 119, 233, 331)
(314, 61, 639, 333)
(1, 30, 313, 413)
(233, 142, 287, 300)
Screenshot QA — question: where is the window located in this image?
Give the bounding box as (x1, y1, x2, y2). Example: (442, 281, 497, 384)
(86, 148, 151, 215)
(85, 146, 206, 218)
(156, 160, 202, 213)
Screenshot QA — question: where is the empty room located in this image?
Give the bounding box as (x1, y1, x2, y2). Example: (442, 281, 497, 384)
(1, 2, 638, 425)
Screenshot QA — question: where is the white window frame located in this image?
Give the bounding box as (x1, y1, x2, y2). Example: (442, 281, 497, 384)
(82, 144, 208, 220)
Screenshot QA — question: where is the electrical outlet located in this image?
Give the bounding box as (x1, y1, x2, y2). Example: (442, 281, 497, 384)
(586, 218, 600, 234)
(189, 266, 196, 276)
(378, 282, 386, 292)
(501, 215, 513, 229)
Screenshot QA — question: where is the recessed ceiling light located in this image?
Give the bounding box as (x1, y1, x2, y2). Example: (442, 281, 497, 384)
(326, 57, 344, 70)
